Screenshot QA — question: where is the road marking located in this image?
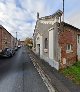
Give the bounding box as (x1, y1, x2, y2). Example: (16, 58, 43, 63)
(29, 54, 56, 92)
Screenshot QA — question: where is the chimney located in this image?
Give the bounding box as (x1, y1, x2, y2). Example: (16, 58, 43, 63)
(37, 12, 39, 19)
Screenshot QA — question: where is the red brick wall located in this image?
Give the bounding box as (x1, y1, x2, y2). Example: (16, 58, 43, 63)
(59, 26, 77, 68)
(0, 26, 16, 50)
(2, 28, 11, 50)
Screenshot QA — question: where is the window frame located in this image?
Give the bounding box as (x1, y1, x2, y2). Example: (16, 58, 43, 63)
(66, 44, 73, 53)
(44, 38, 48, 49)
(77, 34, 80, 44)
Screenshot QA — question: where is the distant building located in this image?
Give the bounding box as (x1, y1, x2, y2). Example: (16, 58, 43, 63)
(20, 41, 24, 46)
(33, 10, 80, 70)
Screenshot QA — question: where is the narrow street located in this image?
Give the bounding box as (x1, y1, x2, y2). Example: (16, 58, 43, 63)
(0, 47, 49, 92)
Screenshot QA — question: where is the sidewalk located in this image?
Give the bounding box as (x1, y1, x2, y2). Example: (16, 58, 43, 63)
(27, 49, 80, 92)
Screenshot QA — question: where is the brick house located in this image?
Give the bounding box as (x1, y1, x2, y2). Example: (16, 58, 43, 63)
(58, 23, 80, 68)
(0, 25, 15, 52)
(33, 10, 80, 70)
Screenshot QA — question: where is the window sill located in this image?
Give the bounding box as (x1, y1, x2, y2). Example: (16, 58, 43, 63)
(66, 50, 73, 53)
(44, 49, 48, 53)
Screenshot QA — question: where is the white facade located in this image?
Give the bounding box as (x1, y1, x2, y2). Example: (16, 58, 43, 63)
(36, 33, 43, 56)
(49, 28, 54, 60)
(77, 35, 80, 60)
(48, 28, 59, 70)
(33, 10, 63, 70)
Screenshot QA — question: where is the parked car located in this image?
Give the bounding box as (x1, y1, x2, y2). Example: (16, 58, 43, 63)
(14, 46, 18, 51)
(11, 48, 16, 55)
(0, 48, 15, 58)
(18, 45, 21, 48)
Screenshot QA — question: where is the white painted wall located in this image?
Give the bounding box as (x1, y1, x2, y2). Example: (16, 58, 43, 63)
(36, 33, 43, 56)
(77, 45, 80, 60)
(40, 36, 43, 56)
(49, 29, 54, 59)
(40, 17, 59, 25)
(49, 28, 59, 70)
(77, 35, 80, 60)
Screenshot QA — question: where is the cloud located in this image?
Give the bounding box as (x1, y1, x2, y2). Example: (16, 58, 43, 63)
(65, 11, 80, 29)
(0, 0, 49, 40)
(0, 0, 80, 40)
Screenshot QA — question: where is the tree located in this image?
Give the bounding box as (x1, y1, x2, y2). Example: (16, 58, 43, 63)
(24, 37, 33, 48)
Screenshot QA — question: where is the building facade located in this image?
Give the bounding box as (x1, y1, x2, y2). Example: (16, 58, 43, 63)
(0, 25, 16, 52)
(33, 10, 80, 70)
(58, 23, 80, 68)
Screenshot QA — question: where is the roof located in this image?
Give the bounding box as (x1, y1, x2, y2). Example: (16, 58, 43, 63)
(61, 22, 80, 31)
(39, 10, 63, 20)
(0, 25, 12, 35)
(0, 25, 3, 28)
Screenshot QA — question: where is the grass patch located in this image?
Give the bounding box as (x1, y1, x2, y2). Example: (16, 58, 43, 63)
(60, 61, 80, 85)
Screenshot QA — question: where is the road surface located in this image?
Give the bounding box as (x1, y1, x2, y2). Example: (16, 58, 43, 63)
(0, 47, 49, 92)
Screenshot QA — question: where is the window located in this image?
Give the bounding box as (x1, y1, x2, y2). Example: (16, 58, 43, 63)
(77, 34, 80, 43)
(45, 38, 48, 49)
(37, 37, 39, 40)
(66, 44, 72, 51)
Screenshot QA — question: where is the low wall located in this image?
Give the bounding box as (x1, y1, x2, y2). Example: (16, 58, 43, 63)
(33, 50, 59, 70)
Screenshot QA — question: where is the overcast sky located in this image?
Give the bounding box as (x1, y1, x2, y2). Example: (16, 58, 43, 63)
(0, 0, 80, 40)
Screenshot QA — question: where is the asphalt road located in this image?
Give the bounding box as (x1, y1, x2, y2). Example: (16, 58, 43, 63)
(0, 47, 49, 92)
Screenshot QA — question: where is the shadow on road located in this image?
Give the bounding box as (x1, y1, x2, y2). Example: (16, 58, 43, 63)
(0, 49, 23, 81)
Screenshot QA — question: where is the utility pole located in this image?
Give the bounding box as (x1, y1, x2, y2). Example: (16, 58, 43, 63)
(63, 0, 64, 22)
(16, 32, 17, 46)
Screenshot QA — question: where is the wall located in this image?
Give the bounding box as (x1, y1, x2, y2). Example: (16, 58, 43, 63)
(49, 28, 54, 59)
(11, 36, 16, 48)
(0, 25, 20, 51)
(36, 33, 43, 56)
(33, 11, 62, 70)
(2, 28, 11, 49)
(76, 31, 80, 60)
(34, 20, 54, 57)
(59, 26, 77, 68)
(48, 23, 59, 70)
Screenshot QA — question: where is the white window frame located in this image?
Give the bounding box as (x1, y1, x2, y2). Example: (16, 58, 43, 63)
(66, 44, 73, 53)
(77, 34, 80, 44)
